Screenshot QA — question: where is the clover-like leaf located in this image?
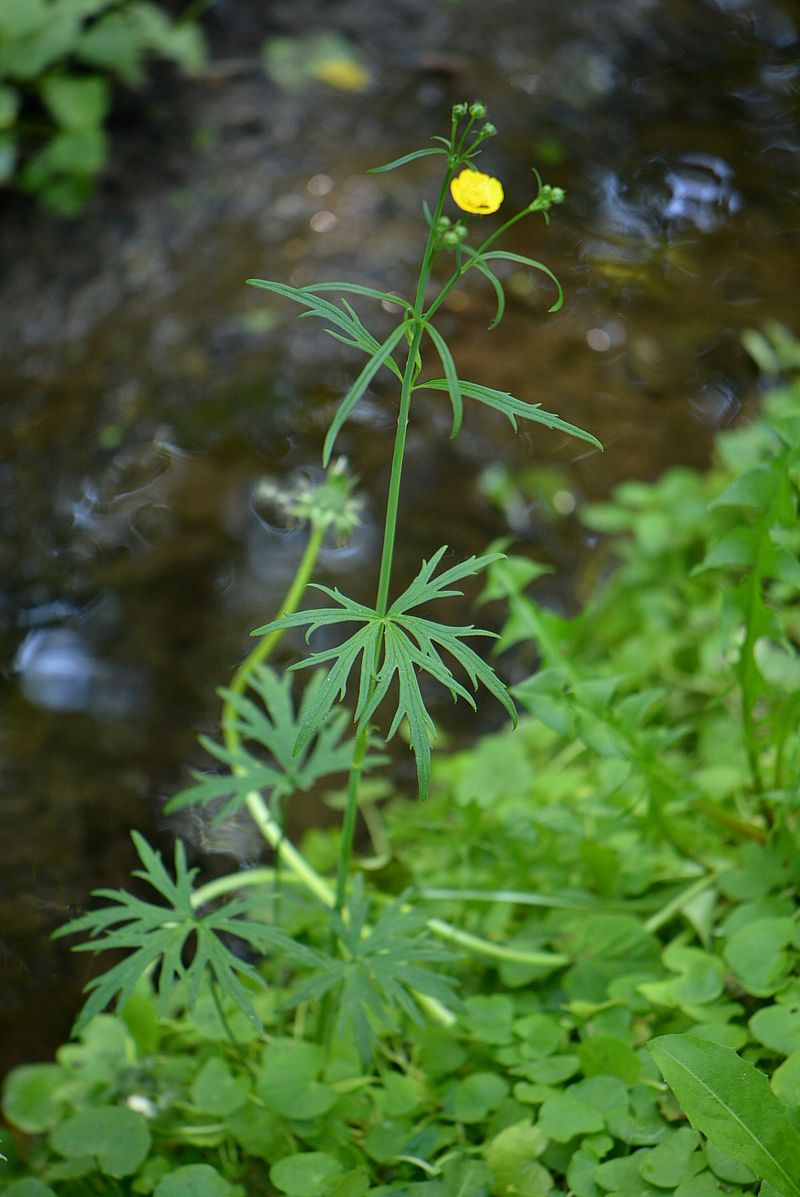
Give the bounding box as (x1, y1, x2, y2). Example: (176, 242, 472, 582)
(54, 832, 289, 1034)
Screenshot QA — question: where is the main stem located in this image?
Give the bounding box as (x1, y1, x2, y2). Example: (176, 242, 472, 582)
(334, 172, 454, 913)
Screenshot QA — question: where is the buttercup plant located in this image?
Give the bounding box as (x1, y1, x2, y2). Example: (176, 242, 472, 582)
(50, 104, 599, 1053)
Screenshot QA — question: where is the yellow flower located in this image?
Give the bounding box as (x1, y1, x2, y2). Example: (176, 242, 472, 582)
(449, 169, 504, 215)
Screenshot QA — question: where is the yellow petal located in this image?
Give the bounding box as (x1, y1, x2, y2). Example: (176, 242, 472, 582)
(449, 168, 504, 215)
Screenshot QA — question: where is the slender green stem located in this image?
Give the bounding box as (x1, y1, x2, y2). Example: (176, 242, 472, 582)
(425, 918, 568, 967)
(424, 205, 535, 323)
(334, 730, 370, 912)
(643, 872, 717, 934)
(334, 167, 458, 904)
(224, 522, 325, 755)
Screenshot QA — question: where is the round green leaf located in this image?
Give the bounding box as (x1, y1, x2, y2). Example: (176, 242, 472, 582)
(3, 1182, 58, 1197)
(2, 1064, 66, 1133)
(484, 1122, 551, 1197)
(270, 1151, 344, 1196)
(191, 1056, 249, 1115)
(154, 1164, 231, 1197)
(577, 1035, 640, 1083)
(749, 1003, 800, 1056)
(452, 1071, 510, 1123)
(49, 1105, 151, 1177)
(40, 74, 110, 129)
(537, 1093, 604, 1141)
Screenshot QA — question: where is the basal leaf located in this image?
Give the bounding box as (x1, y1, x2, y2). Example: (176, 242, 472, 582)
(648, 1034, 800, 1197)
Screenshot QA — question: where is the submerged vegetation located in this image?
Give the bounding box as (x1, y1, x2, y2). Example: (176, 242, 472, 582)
(2, 106, 800, 1197)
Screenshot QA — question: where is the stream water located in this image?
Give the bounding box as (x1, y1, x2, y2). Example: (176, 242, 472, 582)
(1, 0, 798, 1072)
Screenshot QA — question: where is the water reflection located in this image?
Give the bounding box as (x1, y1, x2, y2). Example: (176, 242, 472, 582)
(15, 627, 148, 720)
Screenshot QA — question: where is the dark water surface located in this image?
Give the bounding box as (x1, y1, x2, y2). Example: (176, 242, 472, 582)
(2, 0, 798, 1071)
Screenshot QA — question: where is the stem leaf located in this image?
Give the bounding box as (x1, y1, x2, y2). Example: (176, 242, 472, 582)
(418, 378, 602, 449)
(481, 249, 564, 312)
(323, 321, 409, 466)
(368, 146, 448, 174)
(648, 1034, 800, 1197)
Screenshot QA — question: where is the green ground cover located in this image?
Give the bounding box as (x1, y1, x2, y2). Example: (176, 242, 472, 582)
(2, 102, 799, 1195)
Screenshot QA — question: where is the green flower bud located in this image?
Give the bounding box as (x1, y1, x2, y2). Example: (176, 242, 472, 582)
(452, 102, 468, 119)
(469, 101, 487, 118)
(441, 228, 462, 247)
(481, 122, 497, 138)
(436, 215, 452, 231)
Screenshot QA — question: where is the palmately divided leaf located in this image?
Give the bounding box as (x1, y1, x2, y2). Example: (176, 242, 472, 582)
(283, 876, 459, 1064)
(164, 667, 360, 822)
(53, 832, 293, 1034)
(418, 378, 602, 449)
(252, 550, 515, 798)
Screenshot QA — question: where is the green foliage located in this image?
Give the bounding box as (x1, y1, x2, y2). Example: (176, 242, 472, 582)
(6, 355, 800, 1195)
(165, 665, 369, 823)
(8, 102, 800, 1197)
(0, 0, 205, 213)
(255, 547, 517, 799)
(52, 831, 285, 1033)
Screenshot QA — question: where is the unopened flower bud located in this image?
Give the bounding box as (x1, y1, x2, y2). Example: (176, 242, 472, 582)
(436, 216, 451, 231)
(452, 102, 468, 119)
(441, 228, 462, 247)
(481, 122, 497, 138)
(469, 101, 487, 118)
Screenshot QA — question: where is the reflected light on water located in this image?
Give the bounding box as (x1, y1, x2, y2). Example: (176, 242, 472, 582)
(14, 628, 148, 720)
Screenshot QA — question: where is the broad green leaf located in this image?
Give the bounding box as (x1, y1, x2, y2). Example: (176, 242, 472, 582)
(417, 379, 601, 449)
(692, 528, 757, 574)
(40, 74, 110, 129)
(270, 1152, 345, 1196)
(723, 917, 794, 995)
(3, 1183, 58, 1197)
(49, 1105, 150, 1177)
(452, 1072, 509, 1122)
(577, 1034, 640, 1082)
(258, 1038, 337, 1118)
(710, 467, 778, 510)
(154, 1164, 231, 1197)
(648, 1034, 800, 1197)
(368, 145, 448, 173)
(190, 1056, 249, 1115)
(1, 1064, 66, 1133)
(749, 1004, 800, 1056)
(638, 1127, 702, 1187)
(484, 1122, 550, 1196)
(537, 1093, 604, 1140)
